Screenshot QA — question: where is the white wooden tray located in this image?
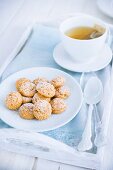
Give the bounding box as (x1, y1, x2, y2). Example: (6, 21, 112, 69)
(0, 15, 113, 170)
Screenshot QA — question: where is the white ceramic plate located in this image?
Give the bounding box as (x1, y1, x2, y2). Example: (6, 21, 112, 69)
(0, 67, 83, 132)
(53, 43, 112, 72)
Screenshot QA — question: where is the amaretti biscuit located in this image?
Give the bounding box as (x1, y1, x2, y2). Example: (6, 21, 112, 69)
(5, 91, 22, 110)
(51, 76, 65, 88)
(19, 103, 34, 119)
(16, 78, 31, 91)
(50, 98, 66, 114)
(55, 86, 70, 99)
(33, 77, 48, 85)
(36, 82, 55, 98)
(33, 100, 52, 120)
(19, 82, 36, 97)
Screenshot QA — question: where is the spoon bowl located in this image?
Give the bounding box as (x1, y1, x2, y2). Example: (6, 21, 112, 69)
(84, 77, 103, 105)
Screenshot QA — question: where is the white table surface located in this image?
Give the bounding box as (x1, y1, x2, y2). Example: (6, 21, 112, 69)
(0, 0, 113, 169)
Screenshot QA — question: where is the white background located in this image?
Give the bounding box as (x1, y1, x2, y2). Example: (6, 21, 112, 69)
(0, 0, 113, 169)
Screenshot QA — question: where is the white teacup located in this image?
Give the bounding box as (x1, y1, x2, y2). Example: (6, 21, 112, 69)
(60, 15, 108, 62)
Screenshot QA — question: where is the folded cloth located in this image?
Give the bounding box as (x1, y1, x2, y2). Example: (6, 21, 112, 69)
(0, 24, 112, 151)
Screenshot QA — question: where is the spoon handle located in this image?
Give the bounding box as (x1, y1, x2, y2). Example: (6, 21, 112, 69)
(80, 72, 85, 90)
(77, 104, 93, 151)
(94, 105, 106, 147)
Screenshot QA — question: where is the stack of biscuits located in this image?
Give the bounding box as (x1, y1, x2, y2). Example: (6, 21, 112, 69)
(5, 76, 70, 121)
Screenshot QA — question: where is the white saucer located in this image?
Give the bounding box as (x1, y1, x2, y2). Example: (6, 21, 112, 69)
(53, 43, 112, 72)
(97, 0, 113, 18)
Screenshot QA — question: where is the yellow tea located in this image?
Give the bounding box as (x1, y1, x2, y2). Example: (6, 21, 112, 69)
(65, 25, 105, 40)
